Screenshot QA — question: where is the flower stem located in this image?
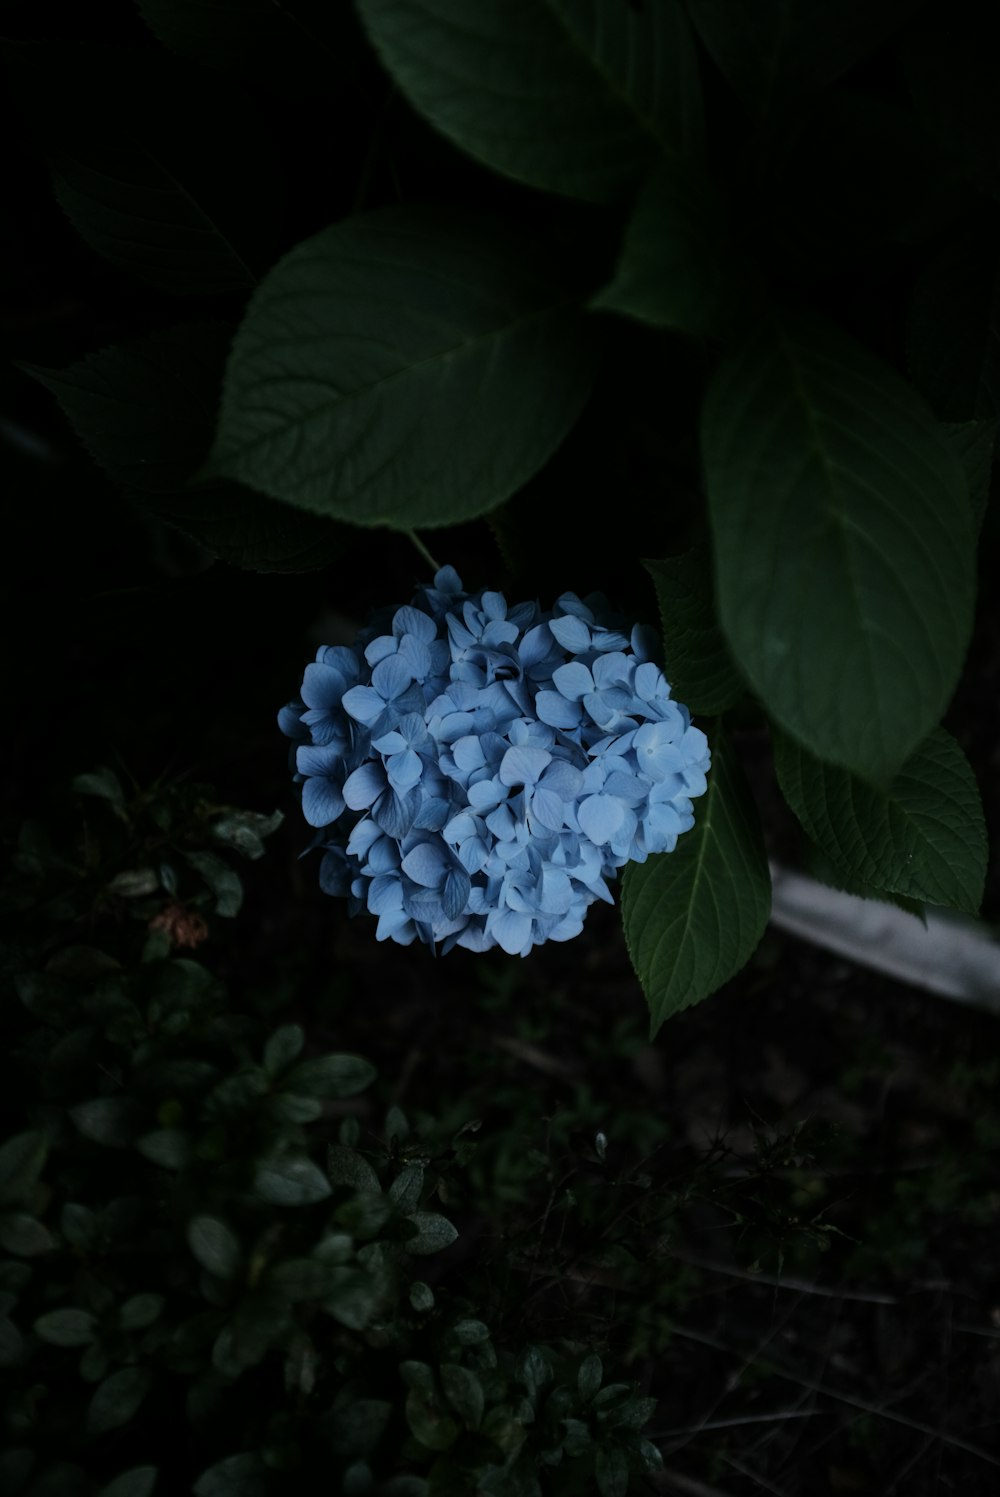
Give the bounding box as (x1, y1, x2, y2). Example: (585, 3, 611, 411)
(406, 529, 441, 573)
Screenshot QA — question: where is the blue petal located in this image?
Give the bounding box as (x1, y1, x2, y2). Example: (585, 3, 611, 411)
(343, 761, 386, 810)
(342, 685, 385, 726)
(371, 654, 414, 701)
(491, 910, 533, 956)
(551, 662, 594, 701)
(539, 868, 574, 916)
(531, 786, 566, 832)
(549, 614, 592, 653)
(392, 605, 437, 642)
(401, 842, 449, 888)
(296, 743, 341, 777)
(374, 789, 417, 839)
(499, 745, 551, 788)
(518, 622, 553, 668)
(535, 691, 583, 730)
(386, 749, 423, 794)
(442, 865, 471, 920)
(577, 794, 626, 845)
(302, 777, 345, 828)
(364, 635, 397, 667)
(301, 662, 348, 710)
(368, 874, 404, 915)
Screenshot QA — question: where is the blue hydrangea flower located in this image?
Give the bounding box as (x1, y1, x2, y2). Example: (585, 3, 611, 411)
(279, 569, 710, 957)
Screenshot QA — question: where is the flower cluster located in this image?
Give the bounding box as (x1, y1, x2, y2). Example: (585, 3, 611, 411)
(279, 569, 710, 956)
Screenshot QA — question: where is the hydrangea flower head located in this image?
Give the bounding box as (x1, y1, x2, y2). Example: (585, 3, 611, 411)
(279, 569, 710, 956)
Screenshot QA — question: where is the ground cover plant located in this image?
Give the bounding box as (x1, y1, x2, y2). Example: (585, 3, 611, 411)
(2, 0, 1000, 1493)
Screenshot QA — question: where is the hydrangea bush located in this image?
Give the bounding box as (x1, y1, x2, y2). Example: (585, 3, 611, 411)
(280, 570, 710, 956)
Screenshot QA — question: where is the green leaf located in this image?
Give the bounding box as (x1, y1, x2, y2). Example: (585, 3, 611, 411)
(684, 0, 920, 117)
(34, 1308, 98, 1347)
(578, 1352, 603, 1403)
(263, 1025, 305, 1079)
(402, 1212, 458, 1256)
(592, 160, 739, 335)
(772, 726, 986, 914)
(515, 1345, 553, 1401)
(3, 42, 279, 294)
(194, 1453, 268, 1497)
(325, 1268, 385, 1331)
(622, 732, 771, 1034)
(0, 1214, 53, 1257)
(907, 227, 1000, 422)
(254, 1157, 332, 1207)
(188, 1217, 242, 1279)
(21, 324, 348, 573)
(387, 1164, 424, 1214)
(0, 1132, 48, 1208)
(451, 1319, 491, 1346)
(119, 1295, 165, 1331)
(644, 549, 744, 715)
(183, 851, 243, 917)
(135, 1130, 192, 1170)
(284, 1053, 377, 1099)
(703, 308, 975, 783)
(87, 1366, 153, 1435)
(72, 768, 127, 818)
(98, 1468, 158, 1497)
(942, 420, 997, 533)
(326, 1145, 382, 1194)
(440, 1363, 484, 1428)
(0, 1318, 25, 1367)
(208, 205, 600, 528)
(409, 1281, 434, 1313)
(595, 1445, 628, 1497)
(356, 0, 702, 201)
(405, 1389, 459, 1452)
(71, 1098, 132, 1149)
(210, 809, 284, 860)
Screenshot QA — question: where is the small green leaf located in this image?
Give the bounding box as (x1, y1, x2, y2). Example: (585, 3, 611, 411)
(34, 1308, 98, 1346)
(0, 1133, 48, 1207)
(595, 1444, 628, 1497)
(388, 1164, 424, 1214)
(284, 1053, 376, 1099)
(592, 161, 739, 335)
(254, 1157, 332, 1207)
(409, 1282, 434, 1313)
(0, 1214, 53, 1257)
(119, 1295, 165, 1331)
(356, 0, 703, 201)
(70, 1099, 132, 1149)
(183, 851, 242, 917)
(135, 1130, 192, 1170)
(87, 1366, 153, 1435)
(578, 1352, 604, 1403)
(72, 768, 127, 818)
(402, 1212, 458, 1257)
(772, 726, 987, 914)
(326, 1145, 382, 1194)
(208, 206, 599, 529)
(440, 1363, 484, 1428)
(325, 1269, 384, 1331)
(188, 1217, 242, 1279)
(644, 549, 744, 715)
(703, 308, 975, 782)
(263, 1025, 305, 1079)
(98, 1468, 158, 1497)
(452, 1319, 491, 1346)
(405, 1389, 459, 1452)
(194, 1453, 268, 1497)
(515, 1345, 553, 1401)
(622, 732, 771, 1034)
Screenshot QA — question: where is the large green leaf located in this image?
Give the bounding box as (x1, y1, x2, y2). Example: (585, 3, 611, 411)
(772, 726, 986, 915)
(702, 309, 975, 784)
(22, 325, 347, 573)
(3, 42, 279, 295)
(683, 0, 921, 117)
(644, 549, 744, 716)
(907, 226, 1000, 422)
(621, 732, 771, 1035)
(591, 160, 739, 336)
(355, 0, 703, 202)
(207, 206, 600, 528)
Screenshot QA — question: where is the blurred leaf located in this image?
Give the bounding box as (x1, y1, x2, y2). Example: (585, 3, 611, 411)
(440, 1363, 484, 1428)
(22, 324, 348, 573)
(409, 1281, 434, 1313)
(578, 1352, 603, 1403)
(87, 1366, 153, 1435)
(644, 548, 744, 716)
(284, 1053, 376, 1099)
(0, 1213, 53, 1257)
(405, 1388, 459, 1452)
(263, 1025, 305, 1079)
(194, 1453, 268, 1497)
(0, 1132, 48, 1208)
(402, 1212, 458, 1256)
(326, 1146, 382, 1194)
(592, 160, 739, 335)
(0, 1317, 25, 1367)
(207, 206, 600, 529)
(772, 726, 986, 914)
(515, 1345, 553, 1401)
(451, 1319, 490, 1346)
(71, 1098, 132, 1149)
(684, 0, 920, 116)
(254, 1157, 332, 1206)
(136, 1130, 192, 1170)
(356, 0, 702, 201)
(72, 768, 127, 819)
(188, 1217, 243, 1279)
(703, 308, 974, 782)
(328, 1398, 392, 1457)
(211, 810, 283, 860)
(98, 1469, 158, 1497)
(325, 1268, 385, 1331)
(268, 1259, 336, 1301)
(595, 1444, 628, 1497)
(119, 1294, 165, 1331)
(622, 732, 771, 1035)
(183, 851, 243, 917)
(3, 42, 279, 293)
(34, 1308, 98, 1346)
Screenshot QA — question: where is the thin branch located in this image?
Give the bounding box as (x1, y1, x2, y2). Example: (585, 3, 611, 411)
(405, 529, 440, 572)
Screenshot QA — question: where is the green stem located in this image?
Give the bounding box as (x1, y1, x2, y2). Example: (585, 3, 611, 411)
(405, 529, 441, 574)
